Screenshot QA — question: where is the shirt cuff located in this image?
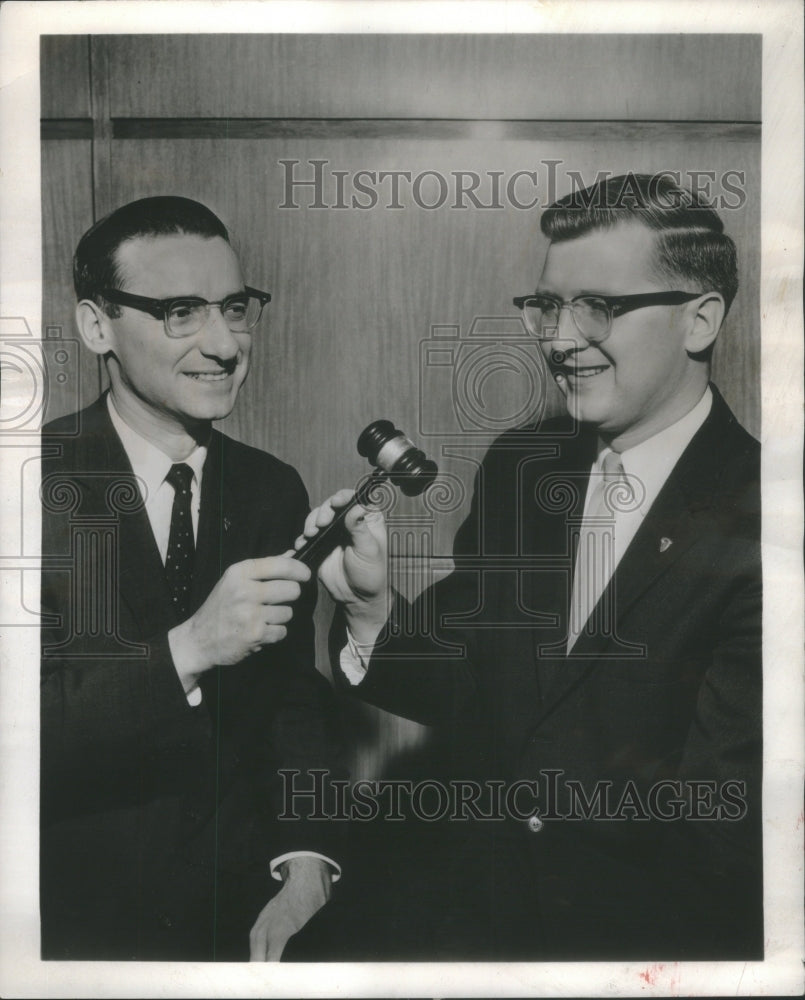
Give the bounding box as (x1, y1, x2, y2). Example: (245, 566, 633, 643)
(269, 851, 342, 883)
(186, 685, 202, 707)
(339, 628, 374, 685)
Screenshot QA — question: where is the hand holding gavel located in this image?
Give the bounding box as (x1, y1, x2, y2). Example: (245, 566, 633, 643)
(293, 420, 437, 567)
(294, 421, 437, 643)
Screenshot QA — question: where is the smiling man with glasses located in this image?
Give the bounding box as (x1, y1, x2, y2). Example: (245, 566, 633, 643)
(304, 173, 761, 960)
(40, 196, 342, 961)
(514, 183, 739, 451)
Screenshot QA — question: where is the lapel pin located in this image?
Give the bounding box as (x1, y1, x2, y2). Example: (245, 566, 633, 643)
(659, 537, 673, 553)
(223, 517, 231, 532)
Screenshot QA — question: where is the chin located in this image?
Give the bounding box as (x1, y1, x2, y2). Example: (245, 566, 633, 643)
(182, 387, 241, 420)
(568, 398, 608, 428)
(174, 401, 233, 425)
(200, 402, 237, 422)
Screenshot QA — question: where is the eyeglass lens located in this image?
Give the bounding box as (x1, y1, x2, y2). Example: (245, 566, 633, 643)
(524, 297, 610, 342)
(166, 295, 264, 336)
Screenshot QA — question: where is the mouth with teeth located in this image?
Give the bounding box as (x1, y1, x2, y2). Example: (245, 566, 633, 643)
(184, 370, 233, 382)
(559, 364, 611, 381)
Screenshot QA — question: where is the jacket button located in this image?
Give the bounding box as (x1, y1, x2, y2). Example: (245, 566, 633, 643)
(527, 813, 544, 833)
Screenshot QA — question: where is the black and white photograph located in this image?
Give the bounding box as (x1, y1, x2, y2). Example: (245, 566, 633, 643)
(0, 2, 802, 996)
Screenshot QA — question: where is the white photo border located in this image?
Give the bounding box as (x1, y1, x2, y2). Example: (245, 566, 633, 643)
(1, 2, 802, 996)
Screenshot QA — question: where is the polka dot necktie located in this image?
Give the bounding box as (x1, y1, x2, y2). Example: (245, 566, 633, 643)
(165, 463, 195, 620)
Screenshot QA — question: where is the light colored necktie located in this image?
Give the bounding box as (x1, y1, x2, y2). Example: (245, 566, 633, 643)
(567, 450, 626, 652)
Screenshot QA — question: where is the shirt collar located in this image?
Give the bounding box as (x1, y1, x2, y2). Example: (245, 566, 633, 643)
(106, 394, 208, 501)
(595, 387, 713, 511)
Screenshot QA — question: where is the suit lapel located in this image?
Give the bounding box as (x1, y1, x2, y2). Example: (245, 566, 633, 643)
(192, 431, 228, 610)
(522, 425, 598, 633)
(57, 402, 286, 665)
(572, 469, 707, 662)
(70, 398, 176, 639)
(534, 388, 737, 715)
(193, 431, 285, 608)
(524, 427, 596, 704)
(98, 417, 264, 631)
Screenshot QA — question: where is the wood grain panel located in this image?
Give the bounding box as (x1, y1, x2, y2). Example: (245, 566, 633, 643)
(111, 119, 761, 142)
(40, 35, 91, 119)
(89, 37, 114, 219)
(106, 137, 759, 462)
(101, 134, 759, 779)
(104, 34, 761, 122)
(40, 140, 100, 424)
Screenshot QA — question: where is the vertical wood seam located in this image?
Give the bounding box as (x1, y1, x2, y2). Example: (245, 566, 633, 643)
(88, 35, 112, 399)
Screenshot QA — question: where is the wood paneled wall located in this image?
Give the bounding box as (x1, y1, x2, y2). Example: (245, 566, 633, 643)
(40, 34, 761, 779)
(104, 34, 761, 120)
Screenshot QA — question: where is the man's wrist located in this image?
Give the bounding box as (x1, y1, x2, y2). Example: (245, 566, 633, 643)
(168, 619, 206, 693)
(343, 591, 393, 647)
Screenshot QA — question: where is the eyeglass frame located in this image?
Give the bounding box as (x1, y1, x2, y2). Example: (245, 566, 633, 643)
(100, 285, 272, 338)
(512, 290, 704, 342)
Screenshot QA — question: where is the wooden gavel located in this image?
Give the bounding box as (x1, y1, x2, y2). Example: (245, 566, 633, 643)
(294, 420, 438, 567)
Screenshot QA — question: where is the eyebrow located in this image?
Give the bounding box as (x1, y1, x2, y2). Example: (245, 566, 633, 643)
(533, 287, 618, 299)
(150, 287, 247, 301)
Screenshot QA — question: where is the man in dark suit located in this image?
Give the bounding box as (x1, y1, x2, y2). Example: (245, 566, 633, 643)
(303, 174, 762, 960)
(40, 196, 343, 961)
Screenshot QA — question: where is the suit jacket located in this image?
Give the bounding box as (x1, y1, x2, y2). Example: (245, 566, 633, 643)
(40, 395, 343, 960)
(332, 384, 762, 960)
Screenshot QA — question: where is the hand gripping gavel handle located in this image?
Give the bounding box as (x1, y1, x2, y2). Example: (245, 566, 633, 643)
(293, 470, 389, 568)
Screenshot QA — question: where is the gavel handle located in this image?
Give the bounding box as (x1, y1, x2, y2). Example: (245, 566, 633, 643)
(294, 470, 389, 567)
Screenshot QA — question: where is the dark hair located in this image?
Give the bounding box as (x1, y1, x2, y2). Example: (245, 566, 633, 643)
(540, 173, 739, 313)
(73, 196, 230, 316)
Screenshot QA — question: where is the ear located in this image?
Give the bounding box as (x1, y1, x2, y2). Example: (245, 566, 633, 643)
(683, 292, 725, 355)
(75, 299, 116, 356)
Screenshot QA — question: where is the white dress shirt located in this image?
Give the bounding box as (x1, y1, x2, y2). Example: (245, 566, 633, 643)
(107, 395, 206, 561)
(565, 387, 712, 650)
(107, 396, 341, 883)
(581, 387, 712, 574)
(340, 387, 713, 681)
(108, 395, 206, 706)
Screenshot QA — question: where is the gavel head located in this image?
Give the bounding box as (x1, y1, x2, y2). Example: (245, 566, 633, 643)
(357, 420, 438, 497)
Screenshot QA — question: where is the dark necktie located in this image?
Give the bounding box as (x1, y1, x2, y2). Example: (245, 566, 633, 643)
(165, 463, 195, 620)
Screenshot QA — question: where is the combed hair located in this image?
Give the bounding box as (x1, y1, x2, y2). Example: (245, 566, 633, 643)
(73, 196, 230, 316)
(540, 173, 738, 313)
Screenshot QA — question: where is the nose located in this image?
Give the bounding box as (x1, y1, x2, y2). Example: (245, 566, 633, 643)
(556, 304, 590, 345)
(197, 305, 240, 360)
(544, 307, 590, 365)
